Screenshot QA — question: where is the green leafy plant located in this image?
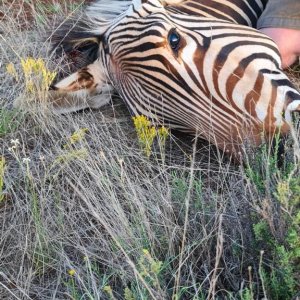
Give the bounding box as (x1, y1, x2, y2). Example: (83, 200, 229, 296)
(0, 109, 23, 137)
(253, 217, 299, 299)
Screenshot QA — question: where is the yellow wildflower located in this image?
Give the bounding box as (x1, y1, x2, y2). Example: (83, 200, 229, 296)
(133, 115, 151, 131)
(157, 126, 169, 140)
(20, 57, 56, 94)
(132, 115, 157, 158)
(103, 286, 113, 293)
(6, 63, 19, 81)
(124, 287, 135, 300)
(69, 128, 89, 145)
(32, 58, 45, 74)
(21, 57, 33, 76)
(103, 285, 116, 299)
(26, 80, 35, 94)
(68, 269, 76, 276)
(138, 249, 162, 288)
(142, 248, 150, 256)
(42, 68, 56, 91)
(132, 116, 170, 157)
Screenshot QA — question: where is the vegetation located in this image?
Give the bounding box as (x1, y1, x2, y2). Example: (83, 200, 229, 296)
(0, 0, 299, 299)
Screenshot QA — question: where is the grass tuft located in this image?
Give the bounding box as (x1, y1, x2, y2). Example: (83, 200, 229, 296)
(0, 1, 299, 299)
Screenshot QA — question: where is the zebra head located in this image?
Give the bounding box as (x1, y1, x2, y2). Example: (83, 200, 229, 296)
(51, 0, 300, 156)
(49, 0, 174, 113)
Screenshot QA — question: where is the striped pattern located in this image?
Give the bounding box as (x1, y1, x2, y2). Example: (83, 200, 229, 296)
(51, 0, 300, 157)
(166, 0, 267, 26)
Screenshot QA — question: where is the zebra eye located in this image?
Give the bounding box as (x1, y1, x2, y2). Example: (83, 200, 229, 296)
(168, 30, 181, 51)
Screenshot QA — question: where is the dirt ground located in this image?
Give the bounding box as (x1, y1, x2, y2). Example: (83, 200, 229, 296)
(0, 0, 92, 30)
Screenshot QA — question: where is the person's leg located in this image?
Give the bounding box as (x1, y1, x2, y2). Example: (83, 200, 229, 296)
(257, 0, 300, 69)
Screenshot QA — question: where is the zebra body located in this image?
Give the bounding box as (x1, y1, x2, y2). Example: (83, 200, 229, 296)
(165, 0, 267, 26)
(49, 0, 300, 158)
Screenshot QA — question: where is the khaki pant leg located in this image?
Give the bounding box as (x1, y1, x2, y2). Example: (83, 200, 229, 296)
(257, 0, 300, 29)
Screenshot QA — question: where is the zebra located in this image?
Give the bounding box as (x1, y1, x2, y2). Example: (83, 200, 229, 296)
(49, 0, 300, 159)
(162, 0, 268, 27)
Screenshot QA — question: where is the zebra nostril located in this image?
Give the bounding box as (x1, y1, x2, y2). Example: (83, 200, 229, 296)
(49, 84, 58, 91)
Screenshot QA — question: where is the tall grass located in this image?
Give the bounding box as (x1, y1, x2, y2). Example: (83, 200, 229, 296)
(0, 1, 299, 299)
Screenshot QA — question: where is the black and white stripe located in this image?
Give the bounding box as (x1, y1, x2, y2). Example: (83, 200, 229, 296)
(51, 0, 300, 156)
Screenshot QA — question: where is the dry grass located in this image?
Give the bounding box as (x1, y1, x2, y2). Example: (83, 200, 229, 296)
(0, 1, 299, 299)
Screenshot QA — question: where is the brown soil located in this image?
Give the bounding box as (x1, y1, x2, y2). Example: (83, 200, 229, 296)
(0, 0, 92, 30)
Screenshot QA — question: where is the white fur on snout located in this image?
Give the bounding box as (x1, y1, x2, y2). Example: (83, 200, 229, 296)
(52, 84, 114, 115)
(51, 59, 114, 114)
(54, 72, 81, 91)
(54, 59, 108, 92)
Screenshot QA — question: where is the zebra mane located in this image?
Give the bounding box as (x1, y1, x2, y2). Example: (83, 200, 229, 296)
(51, 0, 132, 67)
(86, 0, 132, 25)
(84, 0, 184, 34)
